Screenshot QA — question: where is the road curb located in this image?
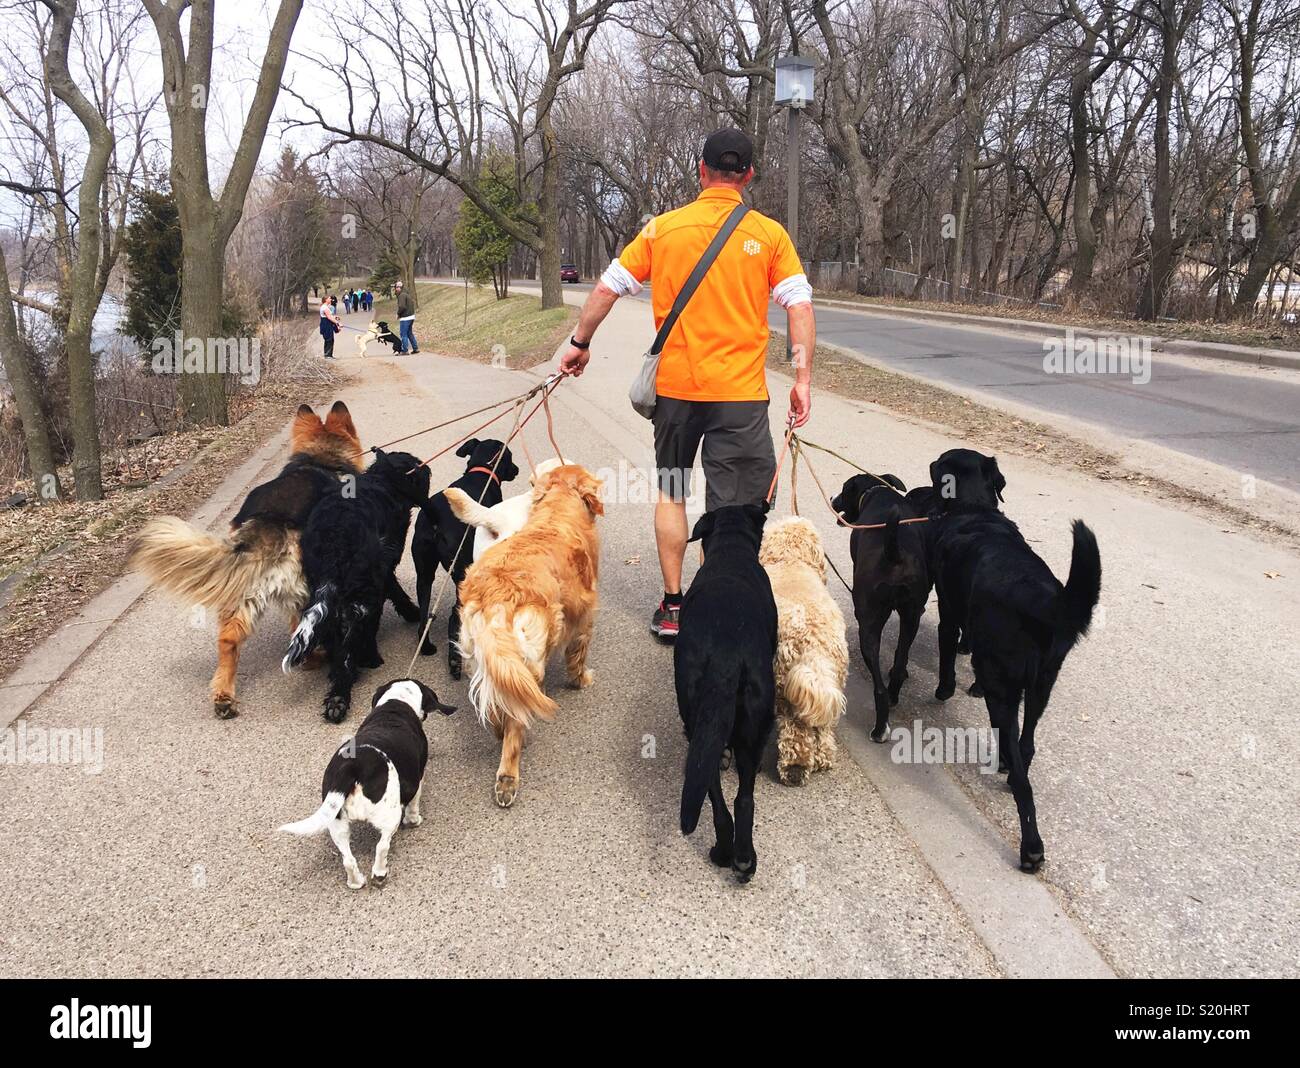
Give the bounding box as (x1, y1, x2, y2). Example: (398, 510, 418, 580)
(0, 422, 293, 731)
(813, 297, 1300, 370)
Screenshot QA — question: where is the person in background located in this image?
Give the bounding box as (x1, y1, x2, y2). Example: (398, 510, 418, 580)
(319, 294, 341, 359)
(395, 280, 419, 354)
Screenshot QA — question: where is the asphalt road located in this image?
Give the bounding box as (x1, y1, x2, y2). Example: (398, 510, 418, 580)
(543, 278, 1300, 495)
(2, 295, 1297, 977)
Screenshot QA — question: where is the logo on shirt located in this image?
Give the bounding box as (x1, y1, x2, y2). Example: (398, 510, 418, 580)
(742, 239, 762, 256)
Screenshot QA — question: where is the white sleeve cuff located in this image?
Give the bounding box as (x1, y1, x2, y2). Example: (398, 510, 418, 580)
(772, 273, 813, 308)
(601, 259, 643, 297)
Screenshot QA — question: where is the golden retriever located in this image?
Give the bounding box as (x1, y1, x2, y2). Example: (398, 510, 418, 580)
(759, 516, 848, 785)
(454, 464, 604, 807)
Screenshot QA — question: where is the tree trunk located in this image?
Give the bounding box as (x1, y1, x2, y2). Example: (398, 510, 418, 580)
(537, 124, 563, 310)
(1136, 1, 1178, 321)
(0, 246, 62, 500)
(176, 209, 230, 426)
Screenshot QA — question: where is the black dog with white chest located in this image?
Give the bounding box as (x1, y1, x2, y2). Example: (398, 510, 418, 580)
(927, 449, 1101, 873)
(280, 678, 456, 889)
(284, 449, 430, 722)
(411, 438, 519, 677)
(675, 504, 777, 884)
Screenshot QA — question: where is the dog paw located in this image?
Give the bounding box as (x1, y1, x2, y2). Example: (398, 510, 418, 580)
(401, 811, 423, 828)
(494, 775, 517, 808)
(967, 679, 984, 698)
(371, 872, 387, 887)
(419, 639, 438, 657)
(732, 853, 757, 884)
(709, 843, 734, 868)
(869, 725, 891, 743)
(1019, 844, 1045, 874)
(935, 679, 955, 701)
(568, 668, 594, 689)
(213, 697, 238, 720)
(362, 654, 385, 670)
(448, 656, 463, 681)
(346, 873, 366, 890)
(718, 746, 733, 772)
(322, 696, 349, 724)
(779, 764, 809, 787)
(395, 603, 420, 624)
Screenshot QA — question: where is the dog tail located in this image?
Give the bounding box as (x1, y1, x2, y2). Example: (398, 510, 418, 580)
(129, 516, 295, 612)
(443, 487, 500, 537)
(1061, 520, 1101, 641)
(881, 504, 902, 564)
(784, 659, 847, 730)
(460, 607, 557, 729)
(680, 668, 739, 836)
(279, 790, 347, 836)
(283, 584, 334, 671)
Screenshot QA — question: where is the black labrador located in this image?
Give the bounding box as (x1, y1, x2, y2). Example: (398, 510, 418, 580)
(411, 438, 519, 677)
(675, 504, 777, 884)
(928, 449, 1101, 872)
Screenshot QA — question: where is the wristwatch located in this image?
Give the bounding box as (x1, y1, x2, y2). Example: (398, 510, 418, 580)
(570, 335, 590, 350)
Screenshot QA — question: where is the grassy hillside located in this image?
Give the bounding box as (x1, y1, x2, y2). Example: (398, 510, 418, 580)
(373, 282, 577, 369)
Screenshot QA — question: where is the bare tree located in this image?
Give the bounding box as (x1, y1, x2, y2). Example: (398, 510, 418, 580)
(142, 0, 304, 426)
(286, 0, 621, 310)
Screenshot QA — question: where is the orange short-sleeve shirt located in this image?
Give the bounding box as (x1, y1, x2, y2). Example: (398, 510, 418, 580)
(617, 187, 803, 403)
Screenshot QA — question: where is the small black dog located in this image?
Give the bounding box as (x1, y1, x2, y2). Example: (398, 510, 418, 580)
(285, 449, 431, 722)
(411, 438, 519, 677)
(831, 472, 932, 742)
(676, 504, 777, 883)
(373, 321, 402, 353)
(280, 678, 456, 889)
(927, 449, 1101, 872)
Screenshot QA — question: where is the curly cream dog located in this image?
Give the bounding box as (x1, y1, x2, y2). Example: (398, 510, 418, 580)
(759, 516, 848, 785)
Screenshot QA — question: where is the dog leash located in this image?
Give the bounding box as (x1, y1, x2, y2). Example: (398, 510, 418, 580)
(793, 434, 932, 531)
(406, 396, 530, 676)
(372, 373, 564, 454)
(794, 435, 901, 493)
(765, 417, 797, 506)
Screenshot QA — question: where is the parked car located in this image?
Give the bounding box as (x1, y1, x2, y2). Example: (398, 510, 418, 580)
(560, 264, 580, 283)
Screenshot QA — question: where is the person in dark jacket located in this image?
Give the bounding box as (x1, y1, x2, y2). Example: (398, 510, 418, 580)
(320, 296, 341, 358)
(395, 281, 419, 354)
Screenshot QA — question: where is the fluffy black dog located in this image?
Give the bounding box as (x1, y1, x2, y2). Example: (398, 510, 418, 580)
(831, 472, 933, 742)
(675, 504, 777, 884)
(285, 449, 430, 722)
(411, 438, 519, 678)
(927, 449, 1101, 872)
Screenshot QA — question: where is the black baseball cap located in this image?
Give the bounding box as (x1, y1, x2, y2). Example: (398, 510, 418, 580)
(702, 129, 753, 174)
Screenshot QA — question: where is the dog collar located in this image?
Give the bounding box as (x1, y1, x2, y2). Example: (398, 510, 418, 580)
(468, 466, 501, 484)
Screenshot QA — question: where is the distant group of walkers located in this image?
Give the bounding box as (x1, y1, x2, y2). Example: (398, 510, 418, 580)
(318, 282, 417, 359)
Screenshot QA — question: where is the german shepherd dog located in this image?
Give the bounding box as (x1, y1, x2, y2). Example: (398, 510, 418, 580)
(283, 450, 431, 723)
(130, 402, 363, 719)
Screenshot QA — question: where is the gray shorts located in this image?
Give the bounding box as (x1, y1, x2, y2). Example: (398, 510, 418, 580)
(652, 396, 776, 512)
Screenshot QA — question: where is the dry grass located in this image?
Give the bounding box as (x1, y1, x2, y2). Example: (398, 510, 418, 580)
(0, 319, 350, 683)
(372, 282, 578, 369)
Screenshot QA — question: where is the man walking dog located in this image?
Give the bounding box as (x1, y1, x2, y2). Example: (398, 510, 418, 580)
(559, 129, 815, 640)
(395, 280, 420, 354)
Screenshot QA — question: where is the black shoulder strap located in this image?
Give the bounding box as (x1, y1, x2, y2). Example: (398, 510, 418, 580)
(649, 202, 750, 355)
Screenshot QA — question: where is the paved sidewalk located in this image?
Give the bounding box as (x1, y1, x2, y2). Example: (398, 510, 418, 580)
(1, 294, 1296, 977)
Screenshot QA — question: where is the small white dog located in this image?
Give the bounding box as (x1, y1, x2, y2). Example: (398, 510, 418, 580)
(445, 457, 562, 560)
(280, 678, 455, 889)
